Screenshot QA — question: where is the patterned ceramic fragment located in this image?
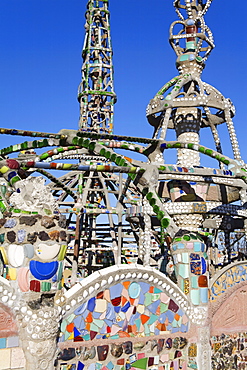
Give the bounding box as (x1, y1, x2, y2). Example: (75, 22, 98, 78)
(35, 242, 60, 261)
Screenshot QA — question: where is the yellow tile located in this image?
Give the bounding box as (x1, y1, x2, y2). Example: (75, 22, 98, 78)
(0, 348, 11, 369)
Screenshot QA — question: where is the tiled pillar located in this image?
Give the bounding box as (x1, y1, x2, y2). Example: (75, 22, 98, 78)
(171, 232, 209, 306)
(17, 305, 61, 370)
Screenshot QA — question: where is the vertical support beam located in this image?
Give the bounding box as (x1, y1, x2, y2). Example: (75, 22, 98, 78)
(71, 214, 81, 285)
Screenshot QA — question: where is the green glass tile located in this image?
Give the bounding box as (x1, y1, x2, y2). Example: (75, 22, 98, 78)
(148, 314, 158, 325)
(135, 318, 141, 331)
(172, 319, 178, 328)
(154, 288, 162, 294)
(182, 253, 189, 263)
(131, 358, 148, 370)
(67, 314, 76, 323)
(179, 264, 189, 278)
(191, 276, 198, 289)
(144, 293, 153, 306)
(160, 303, 168, 313)
(90, 322, 100, 332)
(152, 293, 160, 302)
(190, 289, 200, 305)
(61, 320, 67, 333)
(144, 323, 150, 336)
(93, 319, 105, 329)
(64, 330, 71, 341)
(110, 335, 119, 339)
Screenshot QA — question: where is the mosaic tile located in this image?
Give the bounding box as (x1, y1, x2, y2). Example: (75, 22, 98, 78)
(60, 281, 189, 342)
(210, 264, 247, 301)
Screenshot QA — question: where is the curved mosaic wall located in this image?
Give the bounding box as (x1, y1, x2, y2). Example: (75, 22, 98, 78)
(210, 263, 247, 301)
(59, 281, 189, 342)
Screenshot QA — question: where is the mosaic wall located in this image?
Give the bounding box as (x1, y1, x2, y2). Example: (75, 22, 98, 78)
(211, 333, 247, 369)
(211, 264, 247, 301)
(59, 281, 189, 342)
(57, 338, 199, 369)
(0, 212, 68, 293)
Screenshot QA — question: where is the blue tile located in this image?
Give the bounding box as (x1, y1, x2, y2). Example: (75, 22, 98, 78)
(105, 318, 113, 327)
(92, 312, 102, 319)
(0, 338, 6, 348)
(109, 283, 123, 299)
(105, 306, 115, 320)
(147, 300, 160, 314)
(121, 302, 130, 312)
(158, 312, 168, 323)
(78, 361, 85, 370)
(87, 297, 96, 312)
(138, 292, 146, 305)
(107, 362, 114, 370)
(139, 282, 150, 293)
(166, 310, 175, 322)
(194, 242, 201, 252)
(74, 302, 87, 316)
(6, 336, 19, 348)
(82, 309, 89, 319)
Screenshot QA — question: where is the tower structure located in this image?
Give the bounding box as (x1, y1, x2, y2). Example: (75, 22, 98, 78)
(147, 0, 241, 167)
(78, 0, 116, 134)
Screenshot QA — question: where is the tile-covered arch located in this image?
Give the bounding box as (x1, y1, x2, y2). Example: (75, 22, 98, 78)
(210, 261, 247, 302)
(55, 265, 207, 370)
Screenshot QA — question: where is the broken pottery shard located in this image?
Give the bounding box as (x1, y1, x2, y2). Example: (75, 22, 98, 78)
(0, 219, 6, 227)
(134, 342, 145, 350)
(58, 215, 67, 228)
(166, 338, 172, 349)
(123, 341, 132, 354)
(83, 346, 96, 360)
(59, 230, 67, 241)
(157, 339, 165, 353)
(38, 231, 50, 241)
(48, 230, 60, 241)
(151, 340, 157, 351)
(17, 229, 26, 243)
(59, 348, 76, 361)
(97, 345, 109, 361)
(41, 216, 55, 229)
(111, 343, 123, 358)
(19, 216, 37, 226)
(7, 231, 16, 243)
(27, 232, 37, 244)
(4, 219, 17, 228)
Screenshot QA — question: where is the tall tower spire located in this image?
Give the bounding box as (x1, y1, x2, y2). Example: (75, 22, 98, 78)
(78, 0, 117, 134)
(147, 0, 241, 166)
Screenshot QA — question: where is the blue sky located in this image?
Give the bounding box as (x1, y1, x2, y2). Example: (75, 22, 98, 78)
(0, 0, 246, 166)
